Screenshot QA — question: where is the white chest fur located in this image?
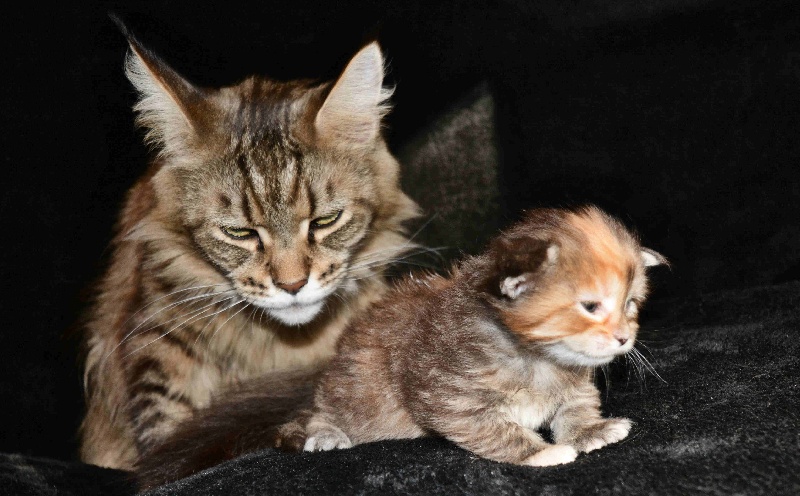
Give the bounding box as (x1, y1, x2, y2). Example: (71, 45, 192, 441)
(499, 361, 568, 430)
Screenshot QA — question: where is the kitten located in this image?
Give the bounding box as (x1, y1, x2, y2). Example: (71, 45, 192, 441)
(135, 206, 664, 489)
(302, 206, 666, 465)
(79, 19, 419, 470)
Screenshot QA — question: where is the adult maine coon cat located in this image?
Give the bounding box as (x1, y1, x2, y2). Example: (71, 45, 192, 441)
(79, 20, 418, 470)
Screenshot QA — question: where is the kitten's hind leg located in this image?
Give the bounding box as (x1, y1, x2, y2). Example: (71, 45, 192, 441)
(303, 414, 353, 452)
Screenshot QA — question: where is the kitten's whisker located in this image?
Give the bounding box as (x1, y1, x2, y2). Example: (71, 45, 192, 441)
(599, 364, 610, 400)
(632, 347, 667, 384)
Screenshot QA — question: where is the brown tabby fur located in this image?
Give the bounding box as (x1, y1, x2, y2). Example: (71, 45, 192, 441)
(135, 206, 665, 489)
(79, 21, 418, 470)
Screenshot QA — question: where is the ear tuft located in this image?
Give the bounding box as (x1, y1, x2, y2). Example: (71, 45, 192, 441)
(113, 15, 207, 158)
(500, 275, 530, 299)
(315, 42, 391, 147)
(641, 248, 668, 268)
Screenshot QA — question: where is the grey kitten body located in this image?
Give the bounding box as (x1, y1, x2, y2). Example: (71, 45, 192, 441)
(305, 206, 665, 466)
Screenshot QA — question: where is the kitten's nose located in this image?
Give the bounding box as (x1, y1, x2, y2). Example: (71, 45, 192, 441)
(275, 278, 308, 295)
(617, 337, 629, 346)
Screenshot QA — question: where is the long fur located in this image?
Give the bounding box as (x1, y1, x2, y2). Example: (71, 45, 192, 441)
(79, 21, 419, 470)
(135, 367, 320, 490)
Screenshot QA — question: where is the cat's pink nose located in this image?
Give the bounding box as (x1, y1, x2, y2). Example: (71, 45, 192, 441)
(617, 337, 629, 346)
(275, 278, 308, 295)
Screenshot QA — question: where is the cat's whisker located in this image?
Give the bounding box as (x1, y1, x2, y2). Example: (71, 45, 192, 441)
(117, 283, 232, 329)
(122, 293, 238, 345)
(350, 245, 448, 269)
(118, 289, 237, 344)
(206, 300, 251, 346)
(193, 299, 247, 347)
(106, 291, 238, 360)
(121, 298, 240, 359)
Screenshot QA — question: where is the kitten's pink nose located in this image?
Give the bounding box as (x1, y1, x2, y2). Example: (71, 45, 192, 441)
(617, 337, 629, 346)
(275, 278, 308, 295)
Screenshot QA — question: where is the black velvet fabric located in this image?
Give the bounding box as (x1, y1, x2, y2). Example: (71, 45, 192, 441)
(2, 0, 799, 494)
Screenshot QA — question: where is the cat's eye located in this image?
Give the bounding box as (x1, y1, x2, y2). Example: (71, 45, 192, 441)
(310, 211, 342, 229)
(222, 226, 257, 240)
(581, 301, 600, 313)
(626, 298, 639, 313)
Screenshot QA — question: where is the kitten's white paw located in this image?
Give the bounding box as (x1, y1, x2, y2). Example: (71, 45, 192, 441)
(524, 445, 578, 467)
(582, 418, 632, 453)
(303, 427, 352, 452)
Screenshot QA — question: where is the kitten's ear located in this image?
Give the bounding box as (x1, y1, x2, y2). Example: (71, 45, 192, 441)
(315, 42, 391, 147)
(492, 236, 557, 299)
(111, 15, 209, 157)
(641, 248, 668, 268)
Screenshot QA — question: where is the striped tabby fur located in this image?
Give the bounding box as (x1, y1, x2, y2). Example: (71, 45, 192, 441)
(79, 22, 418, 470)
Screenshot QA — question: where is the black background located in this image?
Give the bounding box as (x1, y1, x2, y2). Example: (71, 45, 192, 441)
(2, 0, 799, 462)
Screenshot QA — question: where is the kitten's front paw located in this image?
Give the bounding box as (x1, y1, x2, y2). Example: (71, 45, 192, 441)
(524, 445, 578, 467)
(577, 418, 632, 453)
(303, 425, 352, 452)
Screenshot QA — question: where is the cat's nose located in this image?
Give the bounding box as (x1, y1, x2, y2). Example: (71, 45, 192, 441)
(617, 337, 629, 346)
(275, 278, 308, 295)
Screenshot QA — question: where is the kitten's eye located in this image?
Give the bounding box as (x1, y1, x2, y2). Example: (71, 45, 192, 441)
(222, 227, 257, 240)
(626, 298, 639, 313)
(581, 301, 600, 313)
(310, 211, 342, 229)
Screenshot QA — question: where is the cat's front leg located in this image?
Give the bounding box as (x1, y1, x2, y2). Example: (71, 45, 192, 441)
(430, 409, 577, 467)
(303, 413, 353, 452)
(550, 386, 631, 453)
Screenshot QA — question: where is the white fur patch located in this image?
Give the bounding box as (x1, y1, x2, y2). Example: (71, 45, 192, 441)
(267, 301, 325, 326)
(524, 445, 578, 467)
(583, 418, 632, 453)
(304, 428, 352, 452)
(248, 277, 334, 326)
(545, 342, 616, 367)
(501, 275, 529, 299)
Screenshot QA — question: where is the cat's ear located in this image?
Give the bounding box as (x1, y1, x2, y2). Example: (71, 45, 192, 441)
(641, 248, 668, 268)
(112, 15, 209, 157)
(492, 236, 557, 299)
(315, 42, 392, 147)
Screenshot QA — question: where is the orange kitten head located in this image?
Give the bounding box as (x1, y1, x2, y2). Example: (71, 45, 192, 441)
(487, 206, 666, 367)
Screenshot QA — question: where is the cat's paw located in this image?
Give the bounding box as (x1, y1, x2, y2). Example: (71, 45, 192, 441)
(524, 445, 578, 467)
(303, 426, 352, 452)
(577, 418, 632, 453)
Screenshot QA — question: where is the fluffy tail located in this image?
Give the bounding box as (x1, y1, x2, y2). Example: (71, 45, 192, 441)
(134, 367, 319, 491)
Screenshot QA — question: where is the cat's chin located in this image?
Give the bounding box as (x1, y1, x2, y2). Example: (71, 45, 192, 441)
(266, 301, 325, 326)
(545, 343, 624, 368)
